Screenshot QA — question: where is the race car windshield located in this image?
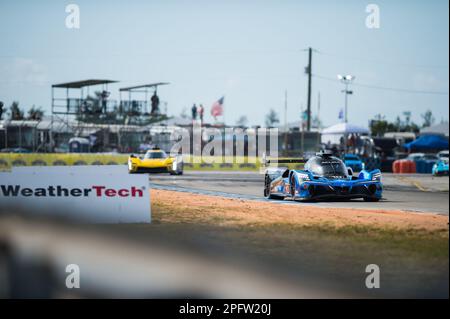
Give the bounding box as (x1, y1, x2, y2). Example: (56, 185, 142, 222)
(145, 151, 168, 159)
(305, 156, 348, 177)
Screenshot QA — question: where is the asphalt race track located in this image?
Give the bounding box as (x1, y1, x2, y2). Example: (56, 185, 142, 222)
(149, 171, 450, 215)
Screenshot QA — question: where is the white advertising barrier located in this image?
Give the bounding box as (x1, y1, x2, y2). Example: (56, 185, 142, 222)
(0, 166, 151, 223)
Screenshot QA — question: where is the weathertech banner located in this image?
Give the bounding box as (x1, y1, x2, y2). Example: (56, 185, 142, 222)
(0, 166, 151, 223)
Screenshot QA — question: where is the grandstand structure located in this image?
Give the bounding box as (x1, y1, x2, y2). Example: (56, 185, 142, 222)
(50, 80, 171, 152)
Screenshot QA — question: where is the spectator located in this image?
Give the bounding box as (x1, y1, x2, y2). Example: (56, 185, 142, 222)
(151, 92, 160, 114)
(191, 104, 197, 120)
(101, 90, 110, 114)
(198, 104, 204, 122)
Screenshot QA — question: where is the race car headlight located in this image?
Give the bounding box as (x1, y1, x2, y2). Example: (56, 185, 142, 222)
(372, 172, 382, 182)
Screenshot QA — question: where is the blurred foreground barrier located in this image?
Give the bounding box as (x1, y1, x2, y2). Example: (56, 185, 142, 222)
(0, 212, 340, 298)
(0, 166, 151, 223)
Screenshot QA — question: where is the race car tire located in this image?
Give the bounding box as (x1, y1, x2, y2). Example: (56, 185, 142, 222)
(363, 197, 380, 202)
(268, 194, 284, 200)
(264, 183, 283, 200)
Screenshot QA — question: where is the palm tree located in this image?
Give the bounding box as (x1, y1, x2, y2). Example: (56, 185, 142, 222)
(265, 109, 279, 127)
(27, 106, 44, 120)
(9, 101, 24, 120)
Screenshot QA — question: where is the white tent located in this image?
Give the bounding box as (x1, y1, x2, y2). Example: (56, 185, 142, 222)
(322, 123, 369, 135)
(321, 123, 369, 145)
(420, 122, 449, 137)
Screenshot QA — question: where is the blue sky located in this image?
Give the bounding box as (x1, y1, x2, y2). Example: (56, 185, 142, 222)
(0, 0, 448, 127)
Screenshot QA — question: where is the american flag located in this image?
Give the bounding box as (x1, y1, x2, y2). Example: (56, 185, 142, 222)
(211, 96, 224, 118)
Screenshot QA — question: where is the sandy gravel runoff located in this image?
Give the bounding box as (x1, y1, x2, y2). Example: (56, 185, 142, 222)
(152, 189, 449, 232)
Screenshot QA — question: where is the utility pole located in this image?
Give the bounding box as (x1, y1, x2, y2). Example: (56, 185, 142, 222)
(300, 103, 305, 156)
(306, 47, 312, 132)
(284, 90, 288, 156)
(317, 91, 321, 147)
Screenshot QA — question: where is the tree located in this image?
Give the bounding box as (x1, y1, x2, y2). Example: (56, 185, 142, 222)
(0, 101, 4, 120)
(265, 109, 279, 127)
(27, 105, 44, 121)
(421, 110, 435, 128)
(236, 115, 248, 127)
(369, 113, 420, 136)
(370, 117, 391, 137)
(9, 101, 24, 120)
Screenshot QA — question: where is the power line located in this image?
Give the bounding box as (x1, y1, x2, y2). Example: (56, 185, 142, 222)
(313, 74, 449, 95)
(315, 50, 449, 70)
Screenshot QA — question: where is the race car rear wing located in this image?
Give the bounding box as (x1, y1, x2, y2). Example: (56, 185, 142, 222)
(261, 153, 306, 167)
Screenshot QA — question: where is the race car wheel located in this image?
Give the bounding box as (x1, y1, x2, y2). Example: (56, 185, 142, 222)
(269, 194, 284, 200)
(290, 175, 296, 197)
(364, 197, 380, 202)
(264, 175, 271, 198)
(264, 175, 280, 199)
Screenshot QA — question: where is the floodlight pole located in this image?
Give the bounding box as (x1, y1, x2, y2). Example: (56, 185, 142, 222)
(338, 75, 354, 123)
(344, 82, 349, 123)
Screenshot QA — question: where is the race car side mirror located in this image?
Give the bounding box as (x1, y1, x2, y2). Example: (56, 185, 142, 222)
(130, 154, 136, 158)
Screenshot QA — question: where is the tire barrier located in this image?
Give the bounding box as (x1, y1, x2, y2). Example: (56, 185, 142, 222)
(415, 160, 435, 174)
(0, 159, 9, 168)
(52, 160, 67, 166)
(12, 160, 27, 167)
(392, 159, 416, 174)
(31, 160, 47, 166)
(239, 163, 257, 169)
(0, 154, 263, 171)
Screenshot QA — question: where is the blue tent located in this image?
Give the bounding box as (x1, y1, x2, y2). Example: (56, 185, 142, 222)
(404, 134, 449, 151)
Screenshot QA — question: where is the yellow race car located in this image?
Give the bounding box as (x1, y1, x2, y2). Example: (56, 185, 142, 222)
(128, 148, 183, 175)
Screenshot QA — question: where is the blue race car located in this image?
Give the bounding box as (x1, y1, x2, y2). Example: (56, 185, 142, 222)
(264, 151, 383, 202)
(432, 151, 449, 176)
(343, 154, 365, 172)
